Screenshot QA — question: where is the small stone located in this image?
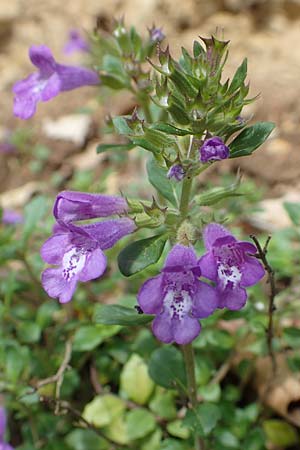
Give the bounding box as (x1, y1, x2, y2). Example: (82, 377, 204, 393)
(42, 114, 92, 146)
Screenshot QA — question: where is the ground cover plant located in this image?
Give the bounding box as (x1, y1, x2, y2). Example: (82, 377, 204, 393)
(1, 18, 300, 450)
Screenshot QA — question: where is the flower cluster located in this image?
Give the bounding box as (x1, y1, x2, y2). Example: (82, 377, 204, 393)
(41, 191, 136, 303)
(138, 223, 264, 344)
(0, 408, 14, 450)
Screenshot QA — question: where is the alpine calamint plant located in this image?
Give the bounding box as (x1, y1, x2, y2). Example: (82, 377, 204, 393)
(13, 21, 275, 448)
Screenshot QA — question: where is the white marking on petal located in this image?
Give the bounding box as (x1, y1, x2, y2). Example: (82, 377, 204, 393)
(217, 264, 241, 290)
(62, 247, 86, 281)
(164, 290, 192, 320)
(32, 79, 48, 94)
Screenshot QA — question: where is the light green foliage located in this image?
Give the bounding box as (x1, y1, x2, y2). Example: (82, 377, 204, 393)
(120, 354, 154, 404)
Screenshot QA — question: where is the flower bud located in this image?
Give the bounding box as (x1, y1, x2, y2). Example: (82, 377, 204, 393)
(199, 136, 229, 163)
(167, 164, 185, 182)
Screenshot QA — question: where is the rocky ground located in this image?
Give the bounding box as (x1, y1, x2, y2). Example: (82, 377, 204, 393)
(1, 0, 300, 229)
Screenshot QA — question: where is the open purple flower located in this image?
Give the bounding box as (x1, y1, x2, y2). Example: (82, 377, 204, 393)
(199, 136, 229, 163)
(54, 191, 129, 223)
(0, 407, 14, 450)
(138, 244, 218, 345)
(199, 223, 265, 310)
(63, 29, 90, 55)
(149, 26, 165, 43)
(13, 45, 99, 120)
(41, 218, 136, 303)
(167, 164, 185, 182)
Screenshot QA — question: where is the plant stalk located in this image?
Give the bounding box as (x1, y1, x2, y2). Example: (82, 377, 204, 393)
(179, 177, 193, 218)
(182, 344, 206, 450)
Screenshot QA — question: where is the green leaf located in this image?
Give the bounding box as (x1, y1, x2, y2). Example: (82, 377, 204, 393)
(94, 304, 154, 326)
(120, 354, 154, 404)
(263, 420, 298, 446)
(113, 116, 134, 135)
(216, 430, 240, 448)
(199, 383, 221, 402)
(146, 157, 179, 207)
(228, 58, 247, 94)
(283, 202, 300, 226)
(141, 429, 162, 450)
(283, 327, 300, 348)
(73, 324, 121, 352)
(104, 415, 129, 445)
(229, 122, 275, 158)
(65, 429, 107, 450)
(167, 420, 190, 439)
(118, 234, 168, 277)
(243, 428, 266, 450)
(96, 143, 135, 153)
(83, 394, 126, 427)
(126, 409, 156, 440)
(149, 388, 177, 420)
(196, 403, 221, 435)
(17, 322, 41, 344)
(148, 347, 186, 390)
(151, 123, 192, 136)
(131, 136, 160, 154)
(36, 301, 60, 329)
(161, 439, 189, 450)
(23, 196, 48, 241)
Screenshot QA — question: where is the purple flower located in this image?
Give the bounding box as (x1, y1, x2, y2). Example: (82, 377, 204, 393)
(13, 45, 99, 120)
(53, 191, 128, 223)
(199, 136, 229, 163)
(41, 218, 136, 303)
(167, 164, 185, 182)
(2, 209, 23, 225)
(199, 223, 265, 310)
(138, 244, 218, 345)
(149, 26, 165, 43)
(63, 29, 90, 55)
(0, 407, 14, 450)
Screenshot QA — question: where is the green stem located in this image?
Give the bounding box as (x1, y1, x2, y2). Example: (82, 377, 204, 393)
(182, 344, 206, 450)
(179, 177, 193, 218)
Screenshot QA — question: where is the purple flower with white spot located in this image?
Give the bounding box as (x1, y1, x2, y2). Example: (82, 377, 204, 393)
(138, 244, 218, 345)
(63, 29, 90, 55)
(167, 164, 185, 182)
(199, 223, 265, 310)
(53, 191, 129, 223)
(199, 136, 229, 163)
(13, 45, 99, 120)
(41, 218, 136, 303)
(0, 407, 14, 450)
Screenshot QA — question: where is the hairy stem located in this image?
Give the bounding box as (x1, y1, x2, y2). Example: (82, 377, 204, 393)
(179, 177, 193, 218)
(182, 344, 206, 450)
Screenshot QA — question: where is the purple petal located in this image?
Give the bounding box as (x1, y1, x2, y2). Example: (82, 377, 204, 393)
(152, 311, 173, 343)
(40, 72, 61, 101)
(0, 407, 6, 439)
(13, 77, 40, 120)
(172, 315, 201, 345)
(164, 244, 198, 270)
(56, 64, 99, 91)
(82, 218, 136, 249)
(241, 257, 265, 287)
(53, 191, 128, 222)
(202, 223, 232, 250)
(137, 275, 163, 314)
(2, 209, 23, 224)
(29, 45, 56, 75)
(238, 241, 257, 255)
(78, 248, 107, 282)
(41, 268, 77, 303)
(198, 251, 217, 281)
(40, 233, 70, 264)
(63, 29, 90, 55)
(0, 443, 14, 450)
(192, 280, 218, 318)
(218, 285, 247, 310)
